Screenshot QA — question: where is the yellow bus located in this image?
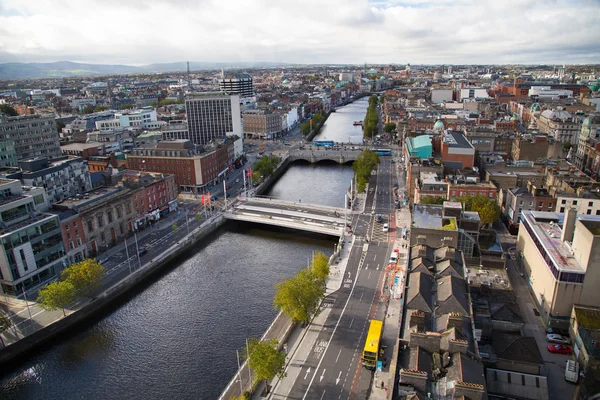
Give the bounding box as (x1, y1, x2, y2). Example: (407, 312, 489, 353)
(362, 319, 383, 369)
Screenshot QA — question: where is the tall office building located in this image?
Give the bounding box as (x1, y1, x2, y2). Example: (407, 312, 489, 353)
(185, 93, 242, 145)
(0, 114, 62, 162)
(219, 73, 254, 98)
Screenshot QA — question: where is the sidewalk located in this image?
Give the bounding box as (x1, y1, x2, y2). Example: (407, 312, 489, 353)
(250, 235, 356, 400)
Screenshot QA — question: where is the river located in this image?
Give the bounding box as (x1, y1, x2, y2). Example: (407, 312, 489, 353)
(313, 96, 368, 144)
(0, 99, 365, 400)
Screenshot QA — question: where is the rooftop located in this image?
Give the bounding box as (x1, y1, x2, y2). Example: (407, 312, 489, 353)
(574, 305, 600, 331)
(443, 131, 473, 149)
(467, 267, 511, 290)
(413, 204, 444, 229)
(521, 210, 592, 274)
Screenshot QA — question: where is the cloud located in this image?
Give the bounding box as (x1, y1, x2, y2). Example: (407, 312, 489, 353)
(0, 0, 598, 65)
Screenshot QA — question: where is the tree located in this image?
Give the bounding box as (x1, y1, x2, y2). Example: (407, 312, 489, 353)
(38, 281, 76, 316)
(352, 150, 380, 192)
(172, 223, 178, 232)
(0, 104, 18, 116)
(120, 103, 134, 110)
(274, 269, 324, 325)
(384, 123, 396, 133)
(419, 196, 445, 205)
(82, 105, 94, 114)
(195, 213, 203, 222)
(311, 251, 330, 283)
(61, 259, 106, 298)
(243, 338, 286, 393)
(454, 195, 500, 226)
(301, 121, 311, 136)
(0, 312, 12, 347)
(94, 105, 109, 112)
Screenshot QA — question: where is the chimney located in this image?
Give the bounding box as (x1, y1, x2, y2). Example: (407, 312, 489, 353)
(561, 206, 577, 243)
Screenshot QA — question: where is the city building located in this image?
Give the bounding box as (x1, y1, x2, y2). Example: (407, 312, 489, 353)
(400, 244, 486, 399)
(95, 109, 159, 130)
(504, 183, 556, 232)
(517, 209, 600, 327)
(404, 135, 433, 159)
(511, 134, 551, 162)
(219, 73, 254, 98)
(0, 114, 62, 162)
(64, 111, 115, 133)
(570, 305, 600, 369)
(575, 114, 600, 178)
(536, 109, 579, 145)
(0, 141, 17, 168)
(119, 171, 178, 230)
(459, 87, 489, 101)
(555, 188, 600, 215)
(441, 131, 475, 169)
(185, 93, 242, 145)
(0, 179, 66, 296)
(242, 110, 283, 139)
(406, 158, 444, 206)
(430, 88, 453, 104)
(126, 139, 232, 192)
(1, 157, 92, 205)
(414, 172, 447, 204)
(53, 186, 136, 255)
(60, 142, 103, 159)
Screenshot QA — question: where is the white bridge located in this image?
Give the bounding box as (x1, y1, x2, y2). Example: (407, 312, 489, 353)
(223, 198, 347, 237)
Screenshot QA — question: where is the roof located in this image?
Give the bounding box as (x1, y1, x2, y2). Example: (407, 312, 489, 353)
(406, 272, 434, 313)
(61, 142, 102, 151)
(574, 305, 600, 330)
(492, 332, 543, 365)
(412, 204, 444, 229)
(436, 275, 470, 316)
(443, 131, 474, 149)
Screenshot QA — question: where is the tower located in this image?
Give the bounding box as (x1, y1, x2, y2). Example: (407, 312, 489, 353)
(106, 78, 113, 110)
(187, 61, 192, 91)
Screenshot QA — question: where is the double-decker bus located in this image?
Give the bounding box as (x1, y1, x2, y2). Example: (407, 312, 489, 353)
(362, 319, 383, 369)
(313, 140, 335, 147)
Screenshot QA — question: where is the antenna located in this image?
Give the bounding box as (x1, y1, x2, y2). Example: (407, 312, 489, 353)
(187, 61, 192, 91)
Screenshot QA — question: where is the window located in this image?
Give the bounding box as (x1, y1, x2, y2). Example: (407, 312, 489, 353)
(596, 210, 600, 216)
(77, 238, 82, 246)
(73, 221, 77, 227)
(65, 225, 70, 231)
(573, 200, 578, 205)
(69, 242, 74, 250)
(87, 220, 93, 231)
(587, 209, 592, 215)
(560, 207, 565, 213)
(590, 202, 594, 207)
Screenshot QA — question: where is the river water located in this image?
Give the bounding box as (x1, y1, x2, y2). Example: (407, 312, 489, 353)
(0, 99, 365, 400)
(313, 96, 368, 144)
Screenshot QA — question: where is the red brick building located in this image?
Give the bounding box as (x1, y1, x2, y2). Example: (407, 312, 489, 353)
(448, 182, 498, 200)
(126, 139, 232, 193)
(440, 131, 475, 169)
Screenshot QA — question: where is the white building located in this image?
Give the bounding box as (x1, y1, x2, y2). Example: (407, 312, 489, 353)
(529, 86, 573, 100)
(71, 98, 97, 110)
(459, 87, 489, 101)
(286, 107, 299, 130)
(339, 72, 354, 82)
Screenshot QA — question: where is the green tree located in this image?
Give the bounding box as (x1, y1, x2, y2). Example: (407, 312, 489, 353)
(82, 105, 94, 114)
(301, 121, 311, 136)
(38, 281, 76, 316)
(120, 103, 134, 110)
(94, 105, 109, 112)
(311, 251, 330, 283)
(352, 150, 380, 192)
(61, 259, 106, 298)
(383, 123, 396, 133)
(454, 195, 500, 226)
(172, 223, 178, 232)
(419, 196, 445, 205)
(562, 140, 572, 151)
(195, 213, 203, 222)
(0, 104, 18, 116)
(243, 338, 286, 393)
(274, 268, 324, 325)
(0, 312, 12, 347)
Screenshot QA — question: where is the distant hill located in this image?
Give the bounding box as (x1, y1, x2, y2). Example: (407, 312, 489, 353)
(0, 61, 292, 79)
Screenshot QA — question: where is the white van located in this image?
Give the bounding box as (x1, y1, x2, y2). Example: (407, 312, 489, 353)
(389, 251, 399, 264)
(565, 360, 579, 383)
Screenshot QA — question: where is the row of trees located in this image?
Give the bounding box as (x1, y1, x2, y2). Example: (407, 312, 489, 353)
(419, 194, 501, 226)
(37, 259, 106, 316)
(352, 150, 380, 192)
(0, 104, 18, 116)
(300, 110, 326, 136)
(363, 95, 379, 138)
(252, 155, 281, 183)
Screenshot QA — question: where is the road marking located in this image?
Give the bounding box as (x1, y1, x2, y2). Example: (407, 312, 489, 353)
(349, 318, 354, 329)
(320, 390, 326, 400)
(373, 254, 377, 261)
(304, 367, 311, 379)
(336, 348, 342, 363)
(359, 292, 364, 302)
(336, 371, 342, 385)
(320, 369, 326, 382)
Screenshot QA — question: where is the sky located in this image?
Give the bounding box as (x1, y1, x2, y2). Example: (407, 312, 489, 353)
(0, 0, 599, 65)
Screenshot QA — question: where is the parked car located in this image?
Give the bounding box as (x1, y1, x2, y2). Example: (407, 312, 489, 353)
(547, 344, 573, 355)
(235, 179, 240, 183)
(546, 334, 570, 344)
(376, 214, 383, 223)
(546, 327, 568, 336)
(382, 223, 389, 232)
(226, 185, 232, 190)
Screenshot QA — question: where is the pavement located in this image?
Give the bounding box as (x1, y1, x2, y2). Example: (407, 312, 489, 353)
(0, 200, 205, 348)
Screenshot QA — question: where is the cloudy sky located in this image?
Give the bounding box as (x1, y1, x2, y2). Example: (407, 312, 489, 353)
(0, 0, 599, 65)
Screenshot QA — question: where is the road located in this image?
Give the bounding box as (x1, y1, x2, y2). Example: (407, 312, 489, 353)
(285, 155, 397, 399)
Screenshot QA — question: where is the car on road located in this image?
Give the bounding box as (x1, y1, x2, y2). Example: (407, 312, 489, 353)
(546, 327, 568, 336)
(235, 179, 240, 183)
(546, 334, 570, 344)
(138, 248, 148, 257)
(547, 344, 573, 355)
(226, 185, 232, 190)
(382, 223, 389, 232)
(376, 214, 383, 223)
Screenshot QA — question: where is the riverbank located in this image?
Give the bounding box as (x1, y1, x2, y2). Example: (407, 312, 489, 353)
(0, 215, 226, 369)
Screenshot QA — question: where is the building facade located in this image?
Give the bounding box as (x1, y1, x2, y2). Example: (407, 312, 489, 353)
(0, 114, 62, 162)
(185, 94, 242, 145)
(0, 179, 66, 296)
(219, 73, 254, 98)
